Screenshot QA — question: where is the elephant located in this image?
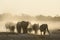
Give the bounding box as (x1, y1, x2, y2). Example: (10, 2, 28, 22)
(16, 21, 29, 34)
(5, 22, 15, 33)
(27, 27, 33, 33)
(16, 22, 21, 33)
(40, 24, 50, 35)
(32, 24, 39, 34)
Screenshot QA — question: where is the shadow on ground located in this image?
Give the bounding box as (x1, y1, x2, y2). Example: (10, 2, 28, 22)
(0, 32, 60, 40)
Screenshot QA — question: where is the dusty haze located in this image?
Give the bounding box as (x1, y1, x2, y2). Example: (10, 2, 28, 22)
(0, 0, 59, 34)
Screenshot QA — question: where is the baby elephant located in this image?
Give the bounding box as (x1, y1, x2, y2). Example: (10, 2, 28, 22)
(5, 22, 15, 33)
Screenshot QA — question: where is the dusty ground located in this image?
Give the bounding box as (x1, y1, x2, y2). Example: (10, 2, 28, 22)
(0, 32, 60, 40)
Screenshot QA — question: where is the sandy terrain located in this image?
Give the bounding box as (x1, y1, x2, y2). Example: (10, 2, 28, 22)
(0, 32, 60, 40)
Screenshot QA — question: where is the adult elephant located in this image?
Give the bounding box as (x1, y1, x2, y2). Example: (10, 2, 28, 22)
(40, 24, 50, 35)
(16, 22, 22, 33)
(32, 23, 39, 34)
(16, 21, 29, 34)
(5, 22, 15, 33)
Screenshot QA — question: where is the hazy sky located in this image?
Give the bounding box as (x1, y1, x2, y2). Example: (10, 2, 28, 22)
(0, 0, 60, 16)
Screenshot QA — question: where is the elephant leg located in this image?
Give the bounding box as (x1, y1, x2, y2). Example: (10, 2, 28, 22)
(25, 28, 27, 33)
(17, 27, 21, 33)
(18, 29, 21, 33)
(47, 29, 50, 35)
(40, 31, 42, 35)
(23, 28, 25, 34)
(23, 28, 27, 34)
(43, 31, 46, 35)
(35, 30, 37, 34)
(22, 27, 24, 34)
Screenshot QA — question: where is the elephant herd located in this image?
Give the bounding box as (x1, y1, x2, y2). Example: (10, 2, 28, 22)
(5, 21, 50, 35)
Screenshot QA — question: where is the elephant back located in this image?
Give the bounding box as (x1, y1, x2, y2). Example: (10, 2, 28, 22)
(21, 21, 29, 27)
(32, 24, 39, 30)
(40, 24, 48, 31)
(5, 22, 15, 28)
